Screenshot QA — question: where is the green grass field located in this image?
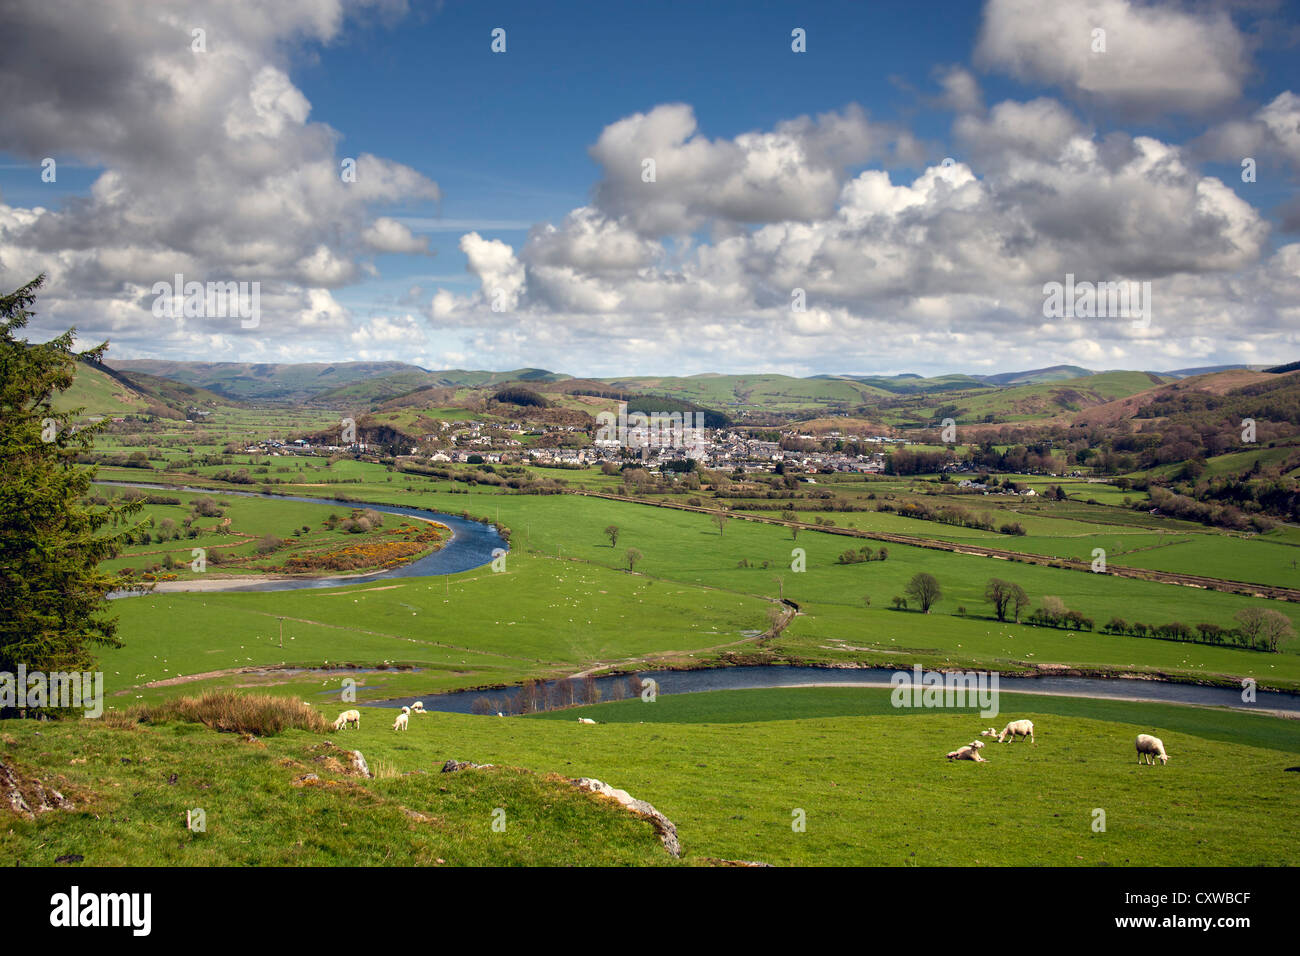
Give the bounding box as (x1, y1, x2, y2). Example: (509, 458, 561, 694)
(0, 716, 674, 866)
(92, 459, 1300, 703)
(8, 687, 1293, 866)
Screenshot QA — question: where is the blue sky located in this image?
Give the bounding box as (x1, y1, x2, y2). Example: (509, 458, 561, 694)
(1, 0, 1298, 376)
(290, 1, 992, 301)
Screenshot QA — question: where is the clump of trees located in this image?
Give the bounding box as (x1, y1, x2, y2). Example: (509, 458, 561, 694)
(836, 545, 881, 564)
(1139, 485, 1277, 532)
(1026, 595, 1094, 631)
(1102, 607, 1293, 652)
(978, 570, 1292, 653)
(876, 498, 996, 532)
(492, 386, 550, 408)
(254, 534, 284, 555)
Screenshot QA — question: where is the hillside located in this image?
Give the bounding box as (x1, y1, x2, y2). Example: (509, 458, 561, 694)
(975, 364, 1094, 386)
(1065, 369, 1280, 427)
(49, 359, 152, 416)
(947, 370, 1171, 424)
(600, 373, 889, 413)
(108, 360, 431, 403)
(50, 358, 231, 419)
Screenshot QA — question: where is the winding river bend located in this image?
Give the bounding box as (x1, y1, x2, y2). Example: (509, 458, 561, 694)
(100, 482, 1299, 715)
(98, 481, 507, 594)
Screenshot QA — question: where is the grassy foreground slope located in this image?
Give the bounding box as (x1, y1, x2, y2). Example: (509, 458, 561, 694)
(5, 687, 1295, 866)
(0, 718, 675, 866)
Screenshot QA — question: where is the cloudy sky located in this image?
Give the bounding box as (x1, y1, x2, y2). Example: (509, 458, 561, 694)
(1, 0, 1298, 377)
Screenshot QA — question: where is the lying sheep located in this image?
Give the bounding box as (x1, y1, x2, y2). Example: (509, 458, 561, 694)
(946, 740, 986, 762)
(577, 717, 597, 725)
(979, 727, 998, 737)
(393, 706, 410, 732)
(997, 719, 1035, 744)
(410, 701, 425, 714)
(1136, 733, 1168, 766)
(332, 709, 361, 731)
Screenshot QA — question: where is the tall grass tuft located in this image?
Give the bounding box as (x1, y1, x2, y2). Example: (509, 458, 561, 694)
(137, 691, 327, 736)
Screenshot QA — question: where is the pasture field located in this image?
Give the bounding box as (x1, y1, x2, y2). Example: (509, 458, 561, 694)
(0, 716, 675, 866)
(316, 687, 1300, 866)
(96, 467, 1300, 705)
(730, 498, 1300, 588)
(101, 549, 775, 706)
(95, 453, 1300, 593)
(4, 684, 1295, 867)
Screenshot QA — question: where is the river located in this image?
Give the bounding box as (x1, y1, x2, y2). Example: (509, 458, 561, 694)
(97, 481, 506, 594)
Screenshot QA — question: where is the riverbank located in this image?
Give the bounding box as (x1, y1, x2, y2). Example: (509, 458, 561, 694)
(98, 481, 506, 593)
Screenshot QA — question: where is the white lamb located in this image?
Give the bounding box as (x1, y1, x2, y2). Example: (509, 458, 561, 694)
(332, 709, 360, 731)
(946, 740, 986, 762)
(1135, 733, 1168, 766)
(393, 706, 410, 732)
(997, 719, 1035, 743)
(979, 727, 998, 737)
(410, 701, 425, 714)
(577, 717, 597, 725)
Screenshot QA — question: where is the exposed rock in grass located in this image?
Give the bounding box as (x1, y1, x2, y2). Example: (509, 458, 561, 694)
(350, 750, 371, 778)
(307, 741, 372, 777)
(1, 758, 75, 819)
(573, 777, 681, 858)
(700, 857, 774, 867)
(441, 759, 494, 773)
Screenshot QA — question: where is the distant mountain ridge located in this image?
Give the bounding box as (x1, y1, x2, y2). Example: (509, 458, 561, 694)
(101, 359, 1296, 417)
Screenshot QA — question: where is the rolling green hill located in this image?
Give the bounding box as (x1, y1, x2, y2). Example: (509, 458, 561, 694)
(600, 373, 890, 413)
(941, 371, 1172, 424)
(49, 360, 153, 416)
(109, 360, 430, 403)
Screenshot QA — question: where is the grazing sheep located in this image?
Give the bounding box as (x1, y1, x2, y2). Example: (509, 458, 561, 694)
(946, 740, 987, 762)
(332, 709, 361, 731)
(577, 717, 597, 725)
(1136, 734, 1168, 766)
(979, 727, 998, 737)
(997, 719, 1035, 744)
(410, 701, 425, 714)
(393, 706, 410, 732)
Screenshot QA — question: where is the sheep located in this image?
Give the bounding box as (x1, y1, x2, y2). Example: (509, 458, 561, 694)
(393, 706, 410, 732)
(1136, 734, 1168, 766)
(332, 709, 360, 731)
(979, 727, 998, 737)
(577, 717, 597, 725)
(997, 719, 1035, 744)
(946, 740, 987, 762)
(410, 701, 426, 714)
